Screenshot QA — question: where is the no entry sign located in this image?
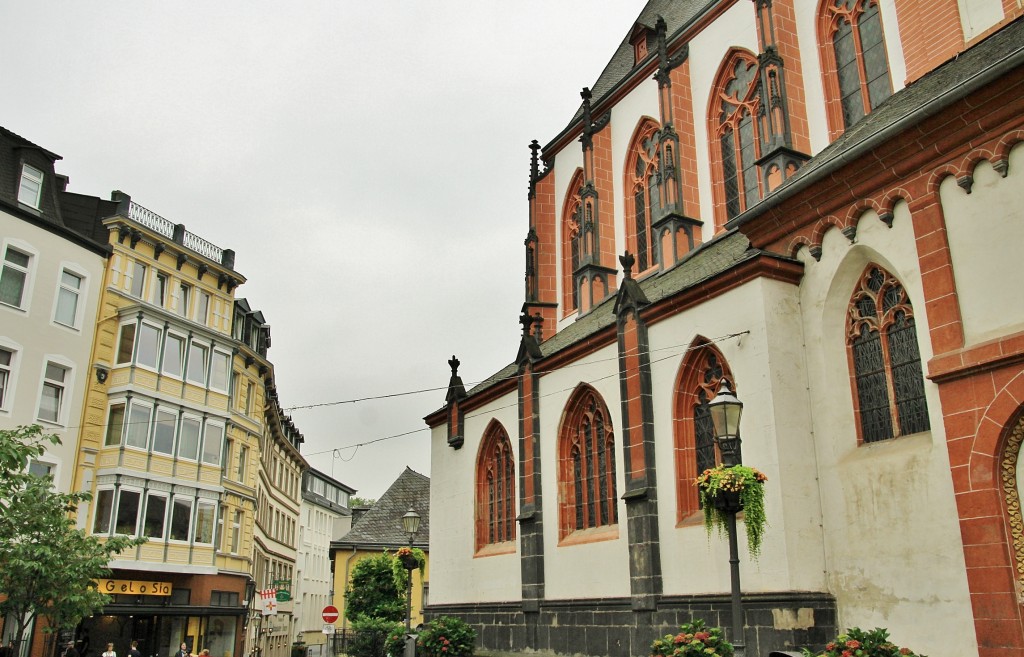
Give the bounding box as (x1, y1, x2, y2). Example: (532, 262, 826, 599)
(322, 605, 340, 623)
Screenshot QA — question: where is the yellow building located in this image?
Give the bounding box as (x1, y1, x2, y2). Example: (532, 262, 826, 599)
(71, 192, 259, 657)
(329, 468, 429, 633)
(249, 392, 306, 657)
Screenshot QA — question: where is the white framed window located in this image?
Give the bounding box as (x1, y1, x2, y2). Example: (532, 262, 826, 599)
(201, 421, 224, 466)
(37, 361, 69, 425)
(104, 401, 126, 446)
(53, 268, 84, 328)
(162, 332, 186, 378)
(93, 488, 115, 534)
(210, 349, 231, 393)
(177, 282, 191, 318)
(28, 459, 54, 479)
(154, 271, 168, 307)
(114, 488, 142, 535)
(236, 444, 248, 482)
(231, 509, 242, 554)
(18, 164, 44, 209)
(177, 415, 202, 460)
(186, 341, 208, 386)
(136, 322, 162, 369)
(153, 408, 177, 455)
(1, 245, 33, 309)
(193, 501, 216, 540)
(125, 401, 153, 450)
(116, 322, 136, 365)
(0, 346, 16, 411)
(169, 496, 193, 542)
(196, 291, 210, 325)
(143, 492, 168, 539)
(130, 261, 146, 298)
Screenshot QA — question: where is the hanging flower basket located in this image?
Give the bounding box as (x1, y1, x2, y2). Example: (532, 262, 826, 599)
(392, 546, 427, 589)
(695, 464, 768, 558)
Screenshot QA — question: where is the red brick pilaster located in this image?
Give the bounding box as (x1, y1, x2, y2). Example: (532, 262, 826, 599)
(670, 60, 702, 225)
(906, 189, 965, 355)
(592, 125, 616, 271)
(893, 0, 964, 83)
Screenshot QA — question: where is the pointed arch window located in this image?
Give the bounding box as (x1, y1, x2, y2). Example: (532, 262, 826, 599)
(626, 120, 662, 273)
(475, 421, 516, 552)
(559, 386, 617, 539)
(712, 52, 763, 223)
(848, 265, 929, 443)
(673, 343, 735, 521)
(820, 0, 893, 132)
(561, 170, 585, 313)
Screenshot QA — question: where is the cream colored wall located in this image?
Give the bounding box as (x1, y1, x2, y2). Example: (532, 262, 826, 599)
(797, 204, 977, 656)
(0, 216, 105, 495)
(429, 394, 520, 605)
(941, 143, 1024, 346)
(648, 278, 826, 595)
(533, 342, 631, 600)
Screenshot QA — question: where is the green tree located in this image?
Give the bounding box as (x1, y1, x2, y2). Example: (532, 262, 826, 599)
(344, 552, 404, 622)
(350, 496, 376, 508)
(0, 425, 145, 648)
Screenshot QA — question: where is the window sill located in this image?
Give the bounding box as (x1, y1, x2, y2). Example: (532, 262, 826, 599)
(675, 510, 705, 529)
(558, 524, 619, 547)
(474, 541, 516, 558)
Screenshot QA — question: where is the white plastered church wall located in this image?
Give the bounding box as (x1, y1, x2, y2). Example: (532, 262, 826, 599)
(797, 204, 977, 657)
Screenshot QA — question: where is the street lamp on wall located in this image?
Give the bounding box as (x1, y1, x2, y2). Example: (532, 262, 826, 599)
(707, 378, 746, 656)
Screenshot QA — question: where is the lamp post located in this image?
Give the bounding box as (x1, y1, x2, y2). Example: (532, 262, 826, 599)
(401, 507, 421, 632)
(707, 378, 745, 657)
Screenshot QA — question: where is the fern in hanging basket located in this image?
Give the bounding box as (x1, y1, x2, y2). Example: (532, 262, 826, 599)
(695, 464, 768, 558)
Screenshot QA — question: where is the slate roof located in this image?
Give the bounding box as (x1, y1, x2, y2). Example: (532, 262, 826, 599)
(565, 0, 729, 127)
(332, 467, 429, 550)
(451, 230, 780, 404)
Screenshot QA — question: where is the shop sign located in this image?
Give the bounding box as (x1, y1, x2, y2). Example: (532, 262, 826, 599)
(96, 579, 172, 596)
(273, 579, 291, 602)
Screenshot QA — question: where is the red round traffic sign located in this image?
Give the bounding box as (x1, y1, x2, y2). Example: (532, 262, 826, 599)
(322, 605, 339, 623)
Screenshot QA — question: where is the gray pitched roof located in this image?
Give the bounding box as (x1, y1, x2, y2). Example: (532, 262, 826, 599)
(332, 467, 429, 550)
(444, 230, 781, 406)
(566, 0, 730, 127)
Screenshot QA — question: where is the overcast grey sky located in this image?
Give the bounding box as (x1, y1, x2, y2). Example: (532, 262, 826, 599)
(2, 2, 647, 499)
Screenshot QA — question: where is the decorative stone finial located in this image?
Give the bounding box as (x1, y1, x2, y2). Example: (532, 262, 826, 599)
(448, 355, 460, 376)
(620, 251, 636, 279)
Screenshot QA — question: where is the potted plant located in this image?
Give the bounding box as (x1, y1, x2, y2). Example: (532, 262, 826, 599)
(695, 464, 768, 558)
(650, 619, 734, 657)
(803, 627, 926, 657)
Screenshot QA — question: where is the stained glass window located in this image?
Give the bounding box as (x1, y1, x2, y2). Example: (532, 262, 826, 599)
(848, 265, 930, 443)
(563, 170, 585, 312)
(561, 388, 617, 537)
(825, 0, 892, 129)
(476, 422, 516, 551)
(675, 345, 735, 519)
(628, 122, 661, 271)
(715, 54, 762, 220)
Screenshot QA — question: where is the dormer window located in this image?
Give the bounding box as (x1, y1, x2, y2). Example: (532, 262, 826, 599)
(18, 164, 43, 209)
(630, 25, 651, 65)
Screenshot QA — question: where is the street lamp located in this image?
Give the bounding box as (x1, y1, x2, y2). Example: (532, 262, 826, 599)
(401, 508, 421, 632)
(707, 378, 746, 656)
